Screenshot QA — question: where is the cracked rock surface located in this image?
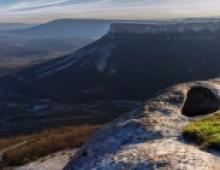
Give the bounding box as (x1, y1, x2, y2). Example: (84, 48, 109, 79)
(64, 80, 220, 170)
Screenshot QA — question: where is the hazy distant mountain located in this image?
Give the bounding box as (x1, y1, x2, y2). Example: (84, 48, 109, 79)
(0, 19, 108, 74)
(0, 23, 35, 30)
(6, 18, 220, 39)
(3, 21, 220, 102)
(7, 18, 177, 39)
(10, 19, 114, 39)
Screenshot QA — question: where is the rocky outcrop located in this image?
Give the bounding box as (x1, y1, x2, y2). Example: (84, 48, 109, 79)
(64, 80, 220, 170)
(15, 150, 77, 170)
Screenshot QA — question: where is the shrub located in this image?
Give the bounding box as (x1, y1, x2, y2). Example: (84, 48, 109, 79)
(183, 112, 220, 150)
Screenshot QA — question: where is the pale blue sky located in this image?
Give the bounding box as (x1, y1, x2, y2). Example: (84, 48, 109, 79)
(0, 0, 220, 23)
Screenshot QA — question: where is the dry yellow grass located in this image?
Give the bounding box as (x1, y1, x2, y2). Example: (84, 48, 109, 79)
(0, 135, 29, 151)
(1, 125, 100, 167)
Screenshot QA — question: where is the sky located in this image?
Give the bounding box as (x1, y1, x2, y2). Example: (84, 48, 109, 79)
(1, 0, 220, 23)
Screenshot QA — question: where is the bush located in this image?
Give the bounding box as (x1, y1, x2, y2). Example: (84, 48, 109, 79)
(183, 112, 220, 150)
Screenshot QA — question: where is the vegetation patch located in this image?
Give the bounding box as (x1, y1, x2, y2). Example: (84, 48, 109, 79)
(183, 112, 220, 150)
(1, 124, 100, 167)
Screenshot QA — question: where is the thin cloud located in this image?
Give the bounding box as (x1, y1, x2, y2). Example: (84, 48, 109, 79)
(0, 0, 220, 23)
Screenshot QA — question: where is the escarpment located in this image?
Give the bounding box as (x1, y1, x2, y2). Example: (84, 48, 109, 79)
(4, 22, 220, 103)
(64, 80, 220, 170)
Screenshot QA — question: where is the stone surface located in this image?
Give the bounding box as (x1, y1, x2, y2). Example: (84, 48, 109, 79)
(64, 80, 220, 170)
(14, 150, 76, 170)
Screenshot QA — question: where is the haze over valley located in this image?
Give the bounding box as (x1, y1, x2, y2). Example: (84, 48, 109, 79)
(0, 19, 113, 76)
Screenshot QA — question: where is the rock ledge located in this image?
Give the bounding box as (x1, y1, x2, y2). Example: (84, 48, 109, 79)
(65, 80, 220, 170)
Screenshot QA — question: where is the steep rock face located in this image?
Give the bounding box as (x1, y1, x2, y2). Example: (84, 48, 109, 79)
(110, 21, 220, 34)
(3, 22, 220, 102)
(64, 80, 220, 170)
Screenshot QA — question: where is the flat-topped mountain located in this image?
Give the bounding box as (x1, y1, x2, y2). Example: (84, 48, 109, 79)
(0, 23, 35, 31)
(8, 19, 114, 39)
(2, 21, 220, 102)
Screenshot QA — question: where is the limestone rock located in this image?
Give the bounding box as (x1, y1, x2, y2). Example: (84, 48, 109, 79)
(64, 80, 220, 170)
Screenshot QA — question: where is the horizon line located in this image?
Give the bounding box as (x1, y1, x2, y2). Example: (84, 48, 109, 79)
(1, 16, 220, 24)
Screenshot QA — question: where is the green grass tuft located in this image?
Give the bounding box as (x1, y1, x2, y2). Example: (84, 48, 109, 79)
(183, 112, 220, 150)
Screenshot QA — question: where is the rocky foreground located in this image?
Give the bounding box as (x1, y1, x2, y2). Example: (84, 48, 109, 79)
(64, 80, 220, 170)
(14, 79, 220, 170)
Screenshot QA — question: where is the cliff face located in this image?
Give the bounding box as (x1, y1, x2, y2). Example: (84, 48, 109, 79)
(64, 79, 220, 170)
(4, 22, 220, 103)
(110, 22, 220, 34)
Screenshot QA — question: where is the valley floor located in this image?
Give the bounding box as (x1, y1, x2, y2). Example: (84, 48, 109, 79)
(0, 101, 141, 168)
